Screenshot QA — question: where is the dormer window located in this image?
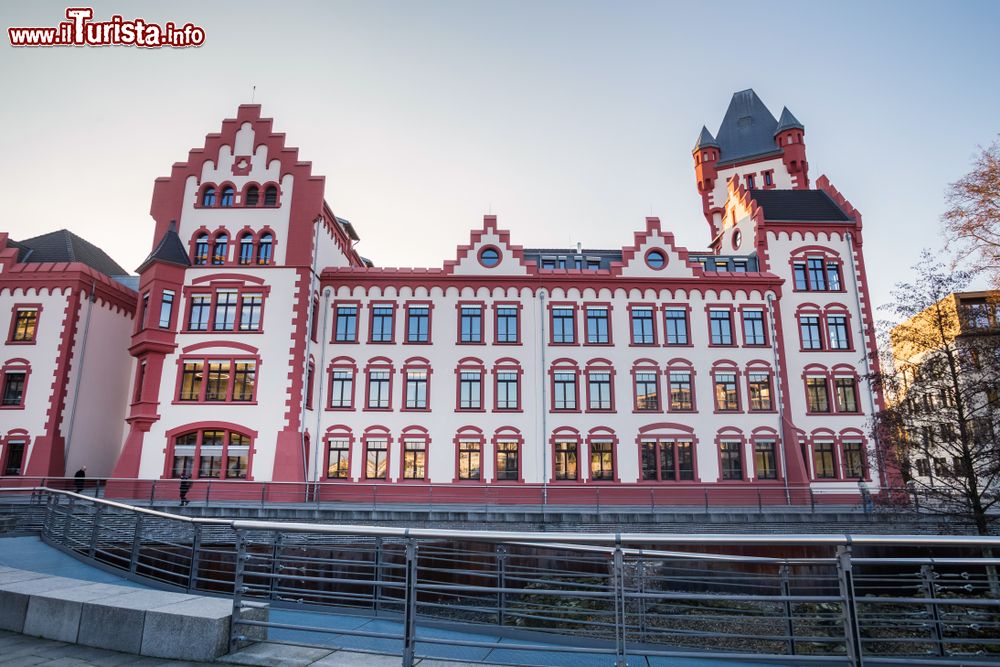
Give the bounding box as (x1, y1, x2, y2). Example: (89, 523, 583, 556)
(245, 186, 259, 207)
(220, 187, 235, 207)
(194, 234, 209, 265)
(201, 186, 216, 207)
(263, 186, 278, 207)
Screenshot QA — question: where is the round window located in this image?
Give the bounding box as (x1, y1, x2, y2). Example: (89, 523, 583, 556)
(733, 230, 742, 250)
(479, 246, 501, 268)
(645, 249, 666, 270)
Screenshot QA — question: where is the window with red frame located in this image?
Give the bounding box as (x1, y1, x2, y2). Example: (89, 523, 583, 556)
(589, 440, 615, 480)
(177, 358, 256, 403)
(170, 428, 250, 480)
(458, 369, 483, 410)
(552, 370, 578, 410)
(587, 370, 612, 411)
(495, 306, 519, 344)
(495, 439, 519, 480)
(457, 439, 482, 480)
(719, 440, 743, 480)
(2, 370, 26, 407)
(713, 371, 739, 411)
(754, 440, 778, 479)
(402, 438, 427, 479)
(747, 371, 773, 411)
(742, 309, 766, 345)
(329, 368, 355, 409)
(634, 371, 659, 411)
(834, 376, 859, 412)
(459, 305, 484, 343)
(2, 440, 26, 476)
(630, 307, 655, 345)
(364, 437, 388, 479)
(326, 437, 350, 478)
(640, 439, 694, 481)
(404, 369, 429, 409)
(553, 440, 578, 480)
(10, 308, 37, 342)
(495, 369, 520, 410)
(667, 371, 694, 411)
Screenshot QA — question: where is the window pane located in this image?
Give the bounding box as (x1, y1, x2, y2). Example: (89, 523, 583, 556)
(813, 442, 837, 478)
(710, 310, 733, 345)
(590, 441, 614, 480)
(554, 441, 578, 480)
(664, 309, 688, 345)
(754, 440, 777, 479)
(327, 438, 350, 478)
(720, 441, 743, 481)
(496, 440, 519, 481)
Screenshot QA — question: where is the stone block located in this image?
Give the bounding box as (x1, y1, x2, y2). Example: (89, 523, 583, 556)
(0, 576, 74, 634)
(140, 597, 233, 662)
(22, 595, 81, 643)
(218, 642, 333, 666)
(77, 589, 195, 655)
(236, 601, 269, 644)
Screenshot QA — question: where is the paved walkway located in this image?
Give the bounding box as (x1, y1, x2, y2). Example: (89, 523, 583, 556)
(0, 536, 808, 667)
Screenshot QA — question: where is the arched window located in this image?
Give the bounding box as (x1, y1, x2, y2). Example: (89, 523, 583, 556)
(169, 428, 252, 480)
(212, 233, 228, 265)
(263, 185, 278, 207)
(193, 234, 209, 265)
(220, 186, 235, 207)
(257, 233, 273, 265)
(201, 186, 216, 207)
(238, 233, 254, 265)
(244, 185, 259, 207)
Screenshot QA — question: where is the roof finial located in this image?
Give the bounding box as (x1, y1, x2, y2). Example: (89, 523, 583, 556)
(251, 84, 256, 104)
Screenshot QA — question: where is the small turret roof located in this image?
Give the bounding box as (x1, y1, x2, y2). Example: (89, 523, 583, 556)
(693, 126, 719, 151)
(136, 223, 191, 273)
(774, 107, 805, 135)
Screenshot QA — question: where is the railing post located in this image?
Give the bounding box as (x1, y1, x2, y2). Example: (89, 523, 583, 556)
(704, 488, 709, 513)
(373, 537, 384, 612)
(188, 524, 202, 591)
(495, 544, 508, 626)
(269, 532, 283, 601)
(779, 563, 796, 655)
(836, 546, 864, 667)
(88, 504, 103, 558)
(229, 528, 247, 651)
(920, 564, 945, 657)
(612, 546, 627, 667)
(402, 538, 418, 667)
(62, 495, 75, 544)
(637, 557, 648, 643)
(129, 514, 144, 575)
(810, 489, 816, 513)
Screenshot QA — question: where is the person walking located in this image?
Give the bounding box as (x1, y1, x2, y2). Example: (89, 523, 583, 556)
(858, 477, 874, 514)
(74, 466, 86, 494)
(179, 473, 192, 507)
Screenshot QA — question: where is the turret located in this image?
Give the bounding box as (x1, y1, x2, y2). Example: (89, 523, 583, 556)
(692, 126, 722, 229)
(774, 107, 809, 189)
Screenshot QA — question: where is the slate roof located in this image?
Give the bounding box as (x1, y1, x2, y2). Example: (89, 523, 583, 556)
(693, 126, 719, 151)
(12, 229, 129, 277)
(714, 89, 783, 165)
(136, 224, 191, 273)
(750, 190, 852, 222)
(774, 107, 804, 135)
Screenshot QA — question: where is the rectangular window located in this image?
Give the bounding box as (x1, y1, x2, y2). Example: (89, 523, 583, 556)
(915, 458, 930, 477)
(800, 316, 823, 349)
(585, 307, 610, 344)
(642, 440, 694, 481)
(709, 309, 734, 345)
(327, 438, 350, 479)
(664, 309, 689, 345)
(713, 372, 739, 411)
(807, 258, 827, 291)
(826, 315, 850, 350)
(402, 439, 426, 480)
(178, 362, 203, 401)
(634, 372, 659, 411)
(720, 441, 743, 481)
(793, 263, 808, 291)
(140, 292, 150, 329)
(806, 377, 830, 412)
(551, 307, 576, 344)
(745, 173, 756, 189)
(590, 441, 614, 481)
(496, 306, 519, 343)
(213, 290, 238, 331)
(232, 361, 256, 401)
(406, 306, 430, 343)
(204, 361, 229, 401)
(587, 371, 612, 411)
(459, 371, 482, 410)
(457, 440, 481, 480)
(554, 441, 578, 480)
(754, 440, 777, 480)
(310, 298, 320, 342)
(198, 430, 224, 479)
(134, 361, 146, 403)
(763, 171, 774, 187)
(813, 442, 837, 478)
(2, 372, 26, 406)
(835, 377, 858, 413)
(553, 372, 577, 410)
(496, 440, 519, 481)
(496, 371, 520, 410)
(334, 306, 358, 342)
(733, 260, 748, 273)
(367, 370, 391, 409)
(239, 294, 262, 331)
(228, 434, 250, 480)
(365, 439, 388, 479)
(460, 306, 483, 343)
(826, 263, 843, 291)
(843, 441, 864, 479)
(742, 309, 766, 345)
(668, 372, 693, 411)
(631, 307, 654, 344)
(370, 305, 394, 343)
(405, 370, 428, 410)
(188, 295, 211, 331)
(305, 363, 315, 408)
(747, 372, 773, 411)
(3, 441, 25, 476)
(329, 371, 354, 409)
(11, 309, 38, 342)
(158, 291, 174, 329)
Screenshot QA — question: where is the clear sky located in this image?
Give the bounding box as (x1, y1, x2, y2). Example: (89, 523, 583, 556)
(1, 0, 998, 312)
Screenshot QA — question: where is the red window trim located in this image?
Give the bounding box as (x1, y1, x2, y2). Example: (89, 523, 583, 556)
(326, 356, 358, 411)
(331, 299, 362, 344)
(805, 429, 870, 482)
(710, 362, 743, 414)
(788, 247, 848, 294)
(0, 358, 31, 411)
(492, 358, 523, 413)
(582, 301, 614, 346)
(548, 359, 581, 413)
(181, 283, 271, 335)
(549, 427, 582, 483)
(795, 304, 826, 352)
(403, 300, 435, 345)
(715, 428, 748, 484)
(744, 361, 778, 414)
(6, 303, 43, 345)
(630, 359, 663, 414)
(627, 303, 658, 347)
(367, 301, 399, 345)
(738, 304, 770, 348)
(664, 359, 698, 413)
(547, 302, 579, 346)
(399, 425, 431, 482)
(761, 169, 776, 190)
(583, 359, 616, 413)
(453, 426, 486, 483)
(160, 421, 258, 481)
(585, 426, 620, 483)
(363, 357, 395, 412)
(172, 353, 261, 405)
(401, 357, 432, 412)
(633, 423, 702, 483)
(748, 428, 784, 483)
(661, 304, 694, 348)
(0, 429, 30, 476)
(322, 426, 355, 481)
(705, 304, 738, 348)
(456, 301, 487, 345)
(361, 426, 393, 482)
(491, 427, 525, 483)
(455, 357, 487, 413)
(491, 302, 523, 346)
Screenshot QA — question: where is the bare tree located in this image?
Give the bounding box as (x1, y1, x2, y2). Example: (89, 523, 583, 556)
(943, 139, 1000, 287)
(872, 253, 1000, 535)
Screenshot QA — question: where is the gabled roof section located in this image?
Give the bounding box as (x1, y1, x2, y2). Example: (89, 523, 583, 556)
(693, 126, 719, 151)
(714, 89, 781, 165)
(613, 218, 703, 279)
(749, 189, 852, 222)
(443, 215, 532, 276)
(774, 107, 804, 135)
(13, 229, 129, 277)
(137, 222, 192, 273)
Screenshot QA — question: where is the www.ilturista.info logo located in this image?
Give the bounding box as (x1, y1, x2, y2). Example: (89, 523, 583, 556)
(8, 7, 205, 48)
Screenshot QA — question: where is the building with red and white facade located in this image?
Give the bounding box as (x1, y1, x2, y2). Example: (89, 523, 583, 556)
(1, 90, 891, 503)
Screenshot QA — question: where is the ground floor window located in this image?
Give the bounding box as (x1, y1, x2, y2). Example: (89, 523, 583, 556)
(170, 429, 250, 479)
(719, 440, 743, 481)
(553, 440, 578, 480)
(457, 440, 482, 480)
(2, 440, 26, 476)
(402, 438, 427, 480)
(812, 441, 837, 479)
(843, 441, 865, 479)
(365, 438, 389, 480)
(640, 439, 694, 481)
(327, 438, 350, 479)
(753, 440, 778, 480)
(589, 440, 615, 480)
(495, 440, 519, 481)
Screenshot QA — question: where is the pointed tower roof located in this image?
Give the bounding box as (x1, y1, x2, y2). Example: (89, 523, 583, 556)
(774, 106, 805, 135)
(136, 221, 191, 273)
(714, 89, 781, 165)
(693, 125, 719, 152)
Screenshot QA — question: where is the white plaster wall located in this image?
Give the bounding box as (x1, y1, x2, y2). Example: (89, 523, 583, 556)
(711, 157, 791, 210)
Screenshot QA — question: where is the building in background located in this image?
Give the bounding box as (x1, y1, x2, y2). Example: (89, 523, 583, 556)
(0, 90, 889, 504)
